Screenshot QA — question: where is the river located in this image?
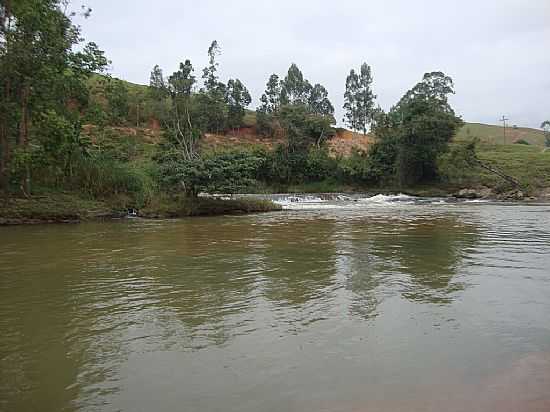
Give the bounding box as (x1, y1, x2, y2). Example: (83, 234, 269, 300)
(1, 194, 550, 412)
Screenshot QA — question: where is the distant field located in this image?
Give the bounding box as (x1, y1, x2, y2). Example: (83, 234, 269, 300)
(456, 122, 546, 146)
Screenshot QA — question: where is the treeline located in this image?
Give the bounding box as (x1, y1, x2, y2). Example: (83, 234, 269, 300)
(153, 47, 463, 194)
(1, 1, 465, 205)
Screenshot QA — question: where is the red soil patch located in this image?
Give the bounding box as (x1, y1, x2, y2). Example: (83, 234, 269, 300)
(328, 129, 374, 157)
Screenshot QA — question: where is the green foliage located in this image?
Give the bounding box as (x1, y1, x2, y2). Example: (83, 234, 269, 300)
(437, 139, 480, 184)
(256, 64, 335, 142)
(279, 105, 335, 152)
(202, 40, 223, 94)
(261, 145, 297, 183)
(74, 154, 157, 206)
(198, 40, 228, 133)
(149, 65, 168, 100)
(514, 139, 530, 145)
(34, 110, 88, 179)
(226, 79, 252, 130)
(308, 83, 334, 116)
(368, 71, 463, 187)
(82, 101, 109, 127)
(260, 145, 338, 185)
(105, 79, 129, 125)
(169, 60, 195, 96)
(194, 93, 228, 133)
(280, 64, 312, 106)
(0, 0, 108, 194)
(259, 74, 281, 114)
(255, 111, 277, 137)
(305, 148, 338, 181)
(343, 62, 376, 134)
(159, 149, 266, 195)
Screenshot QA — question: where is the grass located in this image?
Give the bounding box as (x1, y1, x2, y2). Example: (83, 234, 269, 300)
(0, 193, 115, 225)
(456, 123, 545, 146)
(140, 195, 281, 218)
(475, 143, 550, 191)
(0, 192, 282, 225)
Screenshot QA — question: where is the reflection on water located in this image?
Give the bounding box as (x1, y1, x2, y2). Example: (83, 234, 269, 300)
(1, 200, 550, 412)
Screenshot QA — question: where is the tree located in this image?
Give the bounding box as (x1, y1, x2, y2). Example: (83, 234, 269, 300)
(202, 40, 222, 94)
(256, 65, 335, 140)
(149, 64, 167, 100)
(163, 60, 199, 160)
(343, 63, 376, 134)
(394, 71, 455, 115)
(169, 60, 195, 96)
(256, 74, 282, 136)
(541, 120, 550, 147)
(258, 74, 281, 115)
(280, 63, 312, 106)
(369, 71, 462, 186)
(343, 69, 359, 131)
(226, 79, 251, 130)
(0, 0, 108, 194)
(199, 40, 227, 133)
(356, 63, 376, 134)
(279, 105, 334, 153)
(308, 83, 334, 117)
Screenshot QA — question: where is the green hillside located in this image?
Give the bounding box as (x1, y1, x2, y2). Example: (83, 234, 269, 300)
(456, 122, 546, 146)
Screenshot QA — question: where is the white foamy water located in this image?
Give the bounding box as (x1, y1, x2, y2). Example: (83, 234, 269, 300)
(274, 193, 418, 210)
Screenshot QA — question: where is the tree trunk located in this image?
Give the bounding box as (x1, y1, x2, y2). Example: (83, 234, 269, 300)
(18, 85, 31, 196)
(0, 0, 12, 195)
(0, 116, 8, 194)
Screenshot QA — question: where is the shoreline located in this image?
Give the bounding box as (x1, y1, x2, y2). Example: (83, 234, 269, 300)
(0, 195, 282, 226)
(2, 186, 549, 226)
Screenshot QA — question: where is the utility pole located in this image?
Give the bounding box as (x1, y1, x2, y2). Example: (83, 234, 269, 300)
(500, 115, 509, 144)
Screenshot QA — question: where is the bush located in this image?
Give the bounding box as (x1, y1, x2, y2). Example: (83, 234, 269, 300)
(159, 149, 266, 195)
(73, 154, 157, 206)
(514, 139, 530, 145)
(305, 147, 338, 181)
(437, 140, 479, 185)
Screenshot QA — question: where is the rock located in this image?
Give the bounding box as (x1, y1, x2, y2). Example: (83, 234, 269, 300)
(498, 189, 525, 201)
(455, 187, 493, 199)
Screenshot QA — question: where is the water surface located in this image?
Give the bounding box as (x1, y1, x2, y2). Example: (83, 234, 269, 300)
(1, 195, 550, 412)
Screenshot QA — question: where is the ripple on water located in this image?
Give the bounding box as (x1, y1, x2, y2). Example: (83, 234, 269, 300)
(1, 201, 550, 412)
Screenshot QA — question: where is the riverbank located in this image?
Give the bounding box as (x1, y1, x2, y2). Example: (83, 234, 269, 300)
(0, 193, 282, 225)
(3, 184, 549, 226)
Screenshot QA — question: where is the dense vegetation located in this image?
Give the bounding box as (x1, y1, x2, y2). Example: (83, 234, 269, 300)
(1, 1, 549, 223)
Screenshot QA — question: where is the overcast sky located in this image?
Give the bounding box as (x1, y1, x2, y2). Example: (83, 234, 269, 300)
(74, 0, 549, 128)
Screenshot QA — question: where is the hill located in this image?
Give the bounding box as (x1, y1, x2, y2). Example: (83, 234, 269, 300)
(456, 122, 546, 146)
(81, 77, 550, 198)
(91, 76, 546, 151)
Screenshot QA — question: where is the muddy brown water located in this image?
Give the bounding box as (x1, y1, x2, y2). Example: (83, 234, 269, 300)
(1, 197, 550, 412)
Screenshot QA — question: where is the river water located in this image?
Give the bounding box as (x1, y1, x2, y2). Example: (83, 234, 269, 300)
(1, 194, 550, 412)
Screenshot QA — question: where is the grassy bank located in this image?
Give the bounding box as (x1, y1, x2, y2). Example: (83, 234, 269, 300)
(140, 195, 281, 218)
(0, 193, 281, 225)
(0, 194, 115, 225)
